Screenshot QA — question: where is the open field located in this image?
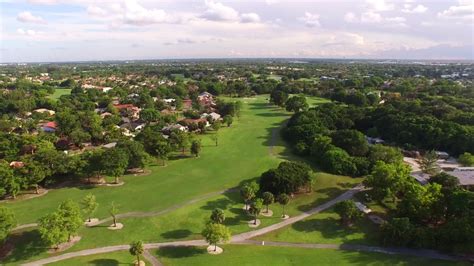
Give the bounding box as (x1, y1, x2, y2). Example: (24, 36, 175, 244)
(154, 245, 469, 266)
(48, 89, 71, 100)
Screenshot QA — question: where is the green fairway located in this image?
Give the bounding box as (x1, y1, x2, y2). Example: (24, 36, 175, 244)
(153, 245, 468, 266)
(253, 208, 379, 245)
(48, 88, 71, 100)
(47, 250, 139, 266)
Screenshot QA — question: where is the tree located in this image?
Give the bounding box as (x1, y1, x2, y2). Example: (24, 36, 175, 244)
(277, 193, 290, 218)
(270, 89, 288, 107)
(102, 147, 129, 184)
(331, 129, 369, 157)
(190, 140, 201, 157)
(416, 150, 439, 175)
(210, 208, 225, 224)
(210, 133, 218, 147)
(212, 121, 221, 131)
(58, 199, 83, 240)
(38, 211, 68, 249)
(129, 240, 144, 265)
(285, 95, 308, 113)
(368, 144, 403, 165)
(0, 161, 19, 199)
(458, 152, 474, 166)
(262, 192, 274, 213)
(81, 193, 98, 222)
(116, 140, 149, 169)
(249, 198, 263, 225)
(223, 115, 233, 127)
(201, 223, 231, 252)
(169, 131, 190, 155)
(140, 108, 160, 124)
(380, 217, 415, 246)
(109, 202, 119, 227)
(321, 147, 357, 176)
(334, 200, 362, 226)
(240, 181, 258, 210)
(0, 207, 15, 243)
(364, 161, 412, 202)
(259, 161, 312, 195)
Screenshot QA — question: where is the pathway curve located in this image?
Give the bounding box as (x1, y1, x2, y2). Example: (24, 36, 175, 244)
(13, 188, 237, 232)
(143, 250, 163, 266)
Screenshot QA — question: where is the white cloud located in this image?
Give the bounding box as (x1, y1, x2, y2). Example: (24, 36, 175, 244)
(202, 0, 240, 21)
(402, 4, 428, 14)
(344, 12, 358, 23)
(17, 28, 38, 36)
(366, 0, 394, 11)
(87, 6, 108, 17)
(360, 11, 382, 23)
(17, 11, 46, 24)
(438, 2, 474, 20)
(299, 12, 320, 27)
(241, 13, 260, 23)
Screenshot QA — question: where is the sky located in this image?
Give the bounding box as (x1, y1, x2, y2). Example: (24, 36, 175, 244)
(0, 0, 473, 62)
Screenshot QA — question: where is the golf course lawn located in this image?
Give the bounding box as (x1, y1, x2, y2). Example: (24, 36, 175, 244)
(154, 245, 469, 266)
(253, 208, 380, 245)
(47, 250, 141, 266)
(48, 88, 71, 100)
(3, 172, 359, 265)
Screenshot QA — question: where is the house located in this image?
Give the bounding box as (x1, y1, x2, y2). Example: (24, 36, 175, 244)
(411, 171, 431, 185)
(162, 124, 188, 134)
(41, 121, 57, 132)
(197, 92, 215, 107)
(355, 202, 372, 214)
(33, 108, 55, 116)
(446, 168, 474, 188)
(435, 151, 450, 160)
(113, 104, 141, 120)
(181, 118, 210, 127)
(9, 161, 24, 168)
(182, 99, 193, 110)
(366, 136, 385, 145)
(163, 98, 176, 104)
(102, 142, 117, 149)
(201, 112, 221, 121)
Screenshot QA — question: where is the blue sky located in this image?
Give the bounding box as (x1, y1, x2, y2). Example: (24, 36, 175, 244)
(0, 0, 473, 62)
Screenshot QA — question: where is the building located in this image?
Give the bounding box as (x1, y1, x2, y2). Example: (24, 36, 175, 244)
(41, 121, 57, 132)
(446, 168, 474, 188)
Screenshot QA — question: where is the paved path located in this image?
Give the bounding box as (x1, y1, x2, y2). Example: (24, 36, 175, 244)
(143, 250, 163, 266)
(13, 188, 237, 232)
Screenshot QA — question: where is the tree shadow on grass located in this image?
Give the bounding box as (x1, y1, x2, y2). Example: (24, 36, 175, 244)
(200, 198, 234, 211)
(297, 187, 345, 212)
(2, 230, 48, 264)
(156, 246, 205, 258)
(87, 259, 128, 266)
(161, 229, 193, 240)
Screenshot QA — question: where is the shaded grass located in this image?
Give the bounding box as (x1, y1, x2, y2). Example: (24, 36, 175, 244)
(48, 89, 71, 100)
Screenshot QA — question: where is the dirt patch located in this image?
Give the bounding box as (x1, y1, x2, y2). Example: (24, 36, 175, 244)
(134, 260, 146, 266)
(207, 245, 223, 255)
(47, 236, 81, 254)
(248, 219, 261, 228)
(0, 188, 48, 203)
(281, 214, 290, 220)
(107, 223, 124, 230)
(84, 218, 99, 226)
(261, 210, 273, 217)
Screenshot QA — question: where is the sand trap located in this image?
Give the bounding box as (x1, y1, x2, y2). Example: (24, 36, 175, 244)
(207, 245, 223, 255)
(48, 236, 81, 253)
(84, 218, 99, 226)
(107, 223, 124, 230)
(248, 219, 261, 228)
(281, 214, 290, 220)
(134, 260, 146, 266)
(261, 210, 273, 217)
(105, 181, 125, 187)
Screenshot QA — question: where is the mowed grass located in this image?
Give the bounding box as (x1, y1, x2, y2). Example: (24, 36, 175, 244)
(3, 173, 360, 265)
(47, 251, 138, 266)
(1, 95, 289, 225)
(153, 245, 469, 266)
(253, 208, 379, 245)
(48, 88, 71, 100)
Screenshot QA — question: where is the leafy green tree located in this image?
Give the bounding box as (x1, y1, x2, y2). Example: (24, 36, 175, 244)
(140, 108, 160, 124)
(109, 202, 119, 227)
(0, 207, 16, 243)
(190, 140, 201, 157)
(334, 200, 362, 226)
(0, 161, 19, 199)
(458, 152, 474, 166)
(212, 121, 221, 131)
(270, 90, 288, 107)
(38, 211, 68, 249)
(201, 223, 231, 252)
(240, 181, 258, 210)
(210, 208, 225, 224)
(81, 193, 98, 222)
(129, 240, 144, 264)
(262, 192, 274, 213)
(331, 129, 369, 157)
(285, 95, 308, 113)
(259, 161, 312, 195)
(169, 131, 190, 155)
(367, 144, 403, 165)
(116, 140, 149, 169)
(277, 193, 290, 218)
(380, 217, 415, 247)
(416, 150, 439, 175)
(136, 127, 171, 165)
(321, 147, 356, 176)
(249, 198, 263, 225)
(364, 161, 412, 202)
(58, 199, 83, 240)
(223, 115, 233, 127)
(101, 147, 128, 184)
